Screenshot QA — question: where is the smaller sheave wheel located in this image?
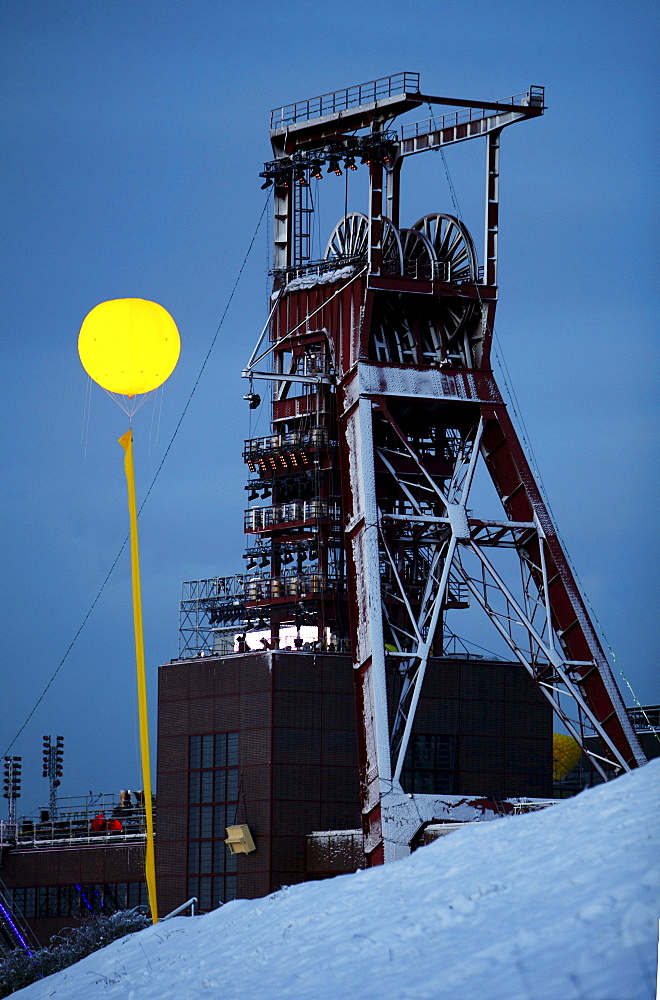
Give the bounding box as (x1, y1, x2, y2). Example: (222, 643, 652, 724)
(325, 212, 369, 261)
(399, 228, 436, 280)
(325, 213, 403, 274)
(411, 214, 478, 283)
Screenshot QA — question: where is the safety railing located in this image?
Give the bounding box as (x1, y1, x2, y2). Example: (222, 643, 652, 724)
(510, 799, 557, 815)
(402, 259, 451, 282)
(400, 87, 545, 141)
(243, 428, 331, 463)
(244, 573, 342, 601)
(245, 501, 341, 533)
(274, 255, 356, 283)
(1, 817, 148, 849)
(182, 575, 247, 603)
(163, 897, 198, 920)
(271, 72, 421, 130)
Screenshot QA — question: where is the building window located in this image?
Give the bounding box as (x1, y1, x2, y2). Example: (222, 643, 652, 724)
(187, 733, 239, 911)
(402, 734, 458, 794)
(7, 882, 148, 920)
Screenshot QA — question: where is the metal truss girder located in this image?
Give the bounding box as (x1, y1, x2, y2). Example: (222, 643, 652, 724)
(479, 407, 644, 767)
(452, 540, 630, 779)
(398, 108, 537, 157)
(339, 358, 644, 864)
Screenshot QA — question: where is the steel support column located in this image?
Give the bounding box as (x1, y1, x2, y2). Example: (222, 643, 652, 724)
(484, 129, 500, 287)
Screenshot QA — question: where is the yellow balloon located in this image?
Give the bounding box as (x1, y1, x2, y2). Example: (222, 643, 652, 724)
(78, 298, 180, 396)
(552, 732, 582, 781)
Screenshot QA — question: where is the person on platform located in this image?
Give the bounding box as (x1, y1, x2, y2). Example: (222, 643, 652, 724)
(90, 813, 107, 833)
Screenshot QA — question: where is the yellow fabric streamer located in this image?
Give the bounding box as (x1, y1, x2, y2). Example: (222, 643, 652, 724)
(119, 430, 158, 924)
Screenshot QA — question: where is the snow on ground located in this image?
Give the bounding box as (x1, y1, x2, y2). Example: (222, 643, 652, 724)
(15, 760, 660, 1000)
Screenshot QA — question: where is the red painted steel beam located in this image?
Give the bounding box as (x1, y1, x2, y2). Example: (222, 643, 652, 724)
(479, 405, 642, 768)
(419, 93, 544, 115)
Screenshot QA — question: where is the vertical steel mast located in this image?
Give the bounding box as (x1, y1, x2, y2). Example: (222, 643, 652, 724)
(245, 73, 645, 864)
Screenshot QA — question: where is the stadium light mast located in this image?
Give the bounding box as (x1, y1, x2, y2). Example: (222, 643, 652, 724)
(42, 735, 64, 820)
(3, 756, 22, 829)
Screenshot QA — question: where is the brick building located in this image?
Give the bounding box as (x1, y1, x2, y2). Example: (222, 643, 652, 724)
(155, 649, 552, 916)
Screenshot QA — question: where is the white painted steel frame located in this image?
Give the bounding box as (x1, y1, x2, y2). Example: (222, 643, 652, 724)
(343, 378, 643, 855)
(374, 408, 638, 781)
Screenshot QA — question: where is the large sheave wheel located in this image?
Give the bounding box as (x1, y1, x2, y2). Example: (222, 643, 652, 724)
(325, 213, 403, 274)
(411, 213, 478, 282)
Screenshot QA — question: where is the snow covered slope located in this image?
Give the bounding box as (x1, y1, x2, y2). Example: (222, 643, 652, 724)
(15, 760, 660, 999)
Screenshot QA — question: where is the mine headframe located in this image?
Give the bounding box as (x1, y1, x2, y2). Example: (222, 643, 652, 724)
(243, 72, 645, 864)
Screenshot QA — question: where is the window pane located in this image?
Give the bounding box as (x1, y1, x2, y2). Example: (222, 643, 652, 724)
(189, 736, 201, 770)
(214, 769, 226, 803)
(199, 876, 213, 912)
(432, 772, 455, 794)
(200, 806, 213, 839)
(214, 805, 228, 839)
(413, 771, 436, 794)
(213, 840, 229, 872)
(226, 769, 239, 801)
(214, 734, 227, 769)
(104, 884, 119, 914)
(225, 874, 237, 901)
(200, 841, 213, 874)
(200, 771, 214, 803)
(58, 886, 71, 917)
(201, 735, 214, 768)
(189, 771, 201, 804)
(438, 737, 456, 770)
(225, 768, 237, 801)
(413, 735, 435, 769)
(77, 885, 93, 914)
(188, 807, 201, 839)
(227, 733, 239, 767)
(188, 842, 200, 874)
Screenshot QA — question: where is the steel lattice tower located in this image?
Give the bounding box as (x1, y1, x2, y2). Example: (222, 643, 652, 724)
(235, 73, 646, 864)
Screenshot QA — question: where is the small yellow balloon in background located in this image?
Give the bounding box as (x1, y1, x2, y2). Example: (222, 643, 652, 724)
(78, 298, 180, 397)
(552, 732, 582, 781)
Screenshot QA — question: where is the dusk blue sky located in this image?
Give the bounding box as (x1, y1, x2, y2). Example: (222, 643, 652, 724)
(2, 0, 657, 814)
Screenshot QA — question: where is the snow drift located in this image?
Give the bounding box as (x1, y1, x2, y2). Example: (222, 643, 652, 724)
(14, 759, 660, 999)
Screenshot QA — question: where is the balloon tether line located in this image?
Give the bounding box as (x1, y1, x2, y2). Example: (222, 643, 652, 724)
(120, 429, 158, 923)
(2, 191, 270, 757)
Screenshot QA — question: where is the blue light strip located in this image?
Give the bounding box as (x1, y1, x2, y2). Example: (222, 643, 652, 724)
(0, 900, 33, 955)
(75, 884, 93, 912)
